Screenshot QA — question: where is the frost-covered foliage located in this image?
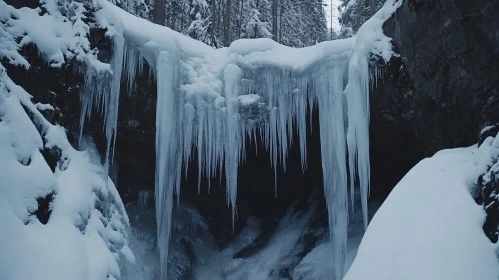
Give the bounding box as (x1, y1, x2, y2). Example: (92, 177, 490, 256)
(279, 0, 328, 47)
(108, 0, 151, 19)
(0, 0, 124, 165)
(0, 62, 132, 280)
(186, 0, 221, 46)
(240, 0, 273, 40)
(0, 0, 101, 68)
(344, 141, 499, 280)
(112, 0, 327, 47)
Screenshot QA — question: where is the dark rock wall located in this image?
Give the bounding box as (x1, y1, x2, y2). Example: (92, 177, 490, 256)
(382, 0, 499, 149)
(370, 0, 499, 197)
(476, 125, 499, 243)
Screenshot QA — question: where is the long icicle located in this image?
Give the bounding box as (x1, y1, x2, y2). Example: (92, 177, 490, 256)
(155, 50, 179, 280)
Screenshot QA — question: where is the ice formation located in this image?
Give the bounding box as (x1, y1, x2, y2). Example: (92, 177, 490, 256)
(79, 18, 125, 166)
(94, 0, 402, 278)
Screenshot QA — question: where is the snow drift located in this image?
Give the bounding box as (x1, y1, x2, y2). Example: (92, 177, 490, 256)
(344, 138, 499, 280)
(0, 63, 132, 280)
(0, 2, 132, 279)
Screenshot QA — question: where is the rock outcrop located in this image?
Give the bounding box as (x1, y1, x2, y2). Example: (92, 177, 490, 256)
(370, 0, 499, 198)
(477, 125, 499, 243)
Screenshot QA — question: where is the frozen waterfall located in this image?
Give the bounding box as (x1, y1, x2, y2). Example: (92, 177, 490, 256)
(83, 0, 403, 279)
(152, 48, 375, 279)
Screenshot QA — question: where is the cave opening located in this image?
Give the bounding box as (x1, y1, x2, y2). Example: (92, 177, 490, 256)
(177, 105, 327, 247)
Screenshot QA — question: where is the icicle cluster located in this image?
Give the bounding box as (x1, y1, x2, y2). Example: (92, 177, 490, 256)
(151, 48, 376, 279)
(82, 1, 402, 279)
(79, 29, 125, 165)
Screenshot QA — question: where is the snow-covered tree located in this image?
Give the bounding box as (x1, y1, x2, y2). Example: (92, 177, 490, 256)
(278, 0, 303, 47)
(107, 0, 327, 47)
(110, 0, 152, 19)
(339, 0, 384, 38)
(277, 0, 327, 47)
(188, 0, 221, 46)
(241, 0, 272, 39)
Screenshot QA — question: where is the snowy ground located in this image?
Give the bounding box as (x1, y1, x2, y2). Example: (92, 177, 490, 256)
(0, 63, 132, 280)
(344, 140, 499, 280)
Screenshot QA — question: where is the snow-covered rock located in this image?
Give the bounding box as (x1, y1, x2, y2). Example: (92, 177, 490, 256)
(344, 141, 499, 280)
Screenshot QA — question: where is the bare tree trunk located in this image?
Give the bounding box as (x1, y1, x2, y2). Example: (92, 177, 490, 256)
(238, 0, 244, 38)
(330, 0, 333, 39)
(278, 0, 283, 42)
(209, 0, 219, 47)
(272, 0, 277, 40)
(217, 0, 223, 35)
(223, 0, 231, 45)
(153, 0, 166, 25)
(170, 2, 177, 30)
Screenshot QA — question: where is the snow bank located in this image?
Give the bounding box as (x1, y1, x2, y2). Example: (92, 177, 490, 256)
(344, 141, 499, 280)
(0, 60, 131, 280)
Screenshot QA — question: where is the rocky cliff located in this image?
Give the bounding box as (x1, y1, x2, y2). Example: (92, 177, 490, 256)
(371, 0, 499, 198)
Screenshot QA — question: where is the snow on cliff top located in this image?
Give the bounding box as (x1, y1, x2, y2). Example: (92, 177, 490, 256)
(344, 139, 499, 280)
(97, 0, 400, 74)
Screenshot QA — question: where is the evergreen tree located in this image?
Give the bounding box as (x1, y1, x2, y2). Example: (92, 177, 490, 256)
(241, 0, 272, 39)
(338, 0, 384, 38)
(187, 0, 221, 46)
(278, 0, 303, 47)
(107, 0, 328, 48)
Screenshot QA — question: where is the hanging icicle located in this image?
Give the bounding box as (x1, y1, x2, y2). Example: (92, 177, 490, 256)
(152, 51, 374, 279)
(155, 49, 181, 280)
(78, 28, 125, 166)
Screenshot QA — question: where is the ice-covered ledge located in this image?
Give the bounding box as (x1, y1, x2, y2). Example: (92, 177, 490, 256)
(86, 1, 403, 279)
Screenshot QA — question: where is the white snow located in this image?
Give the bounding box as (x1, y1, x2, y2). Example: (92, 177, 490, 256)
(35, 102, 55, 111)
(238, 94, 261, 106)
(344, 142, 499, 280)
(0, 58, 132, 280)
(481, 125, 494, 134)
(0, 1, 99, 68)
